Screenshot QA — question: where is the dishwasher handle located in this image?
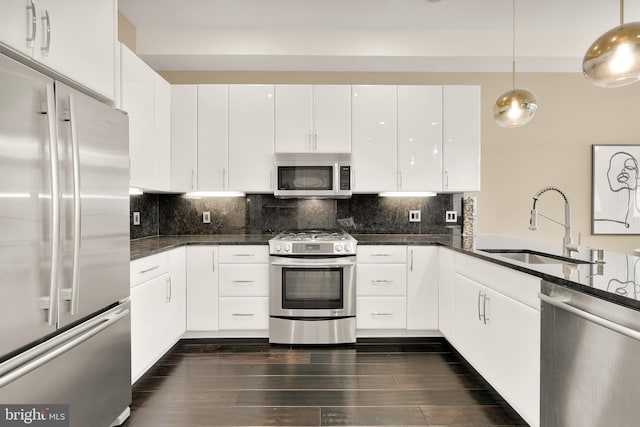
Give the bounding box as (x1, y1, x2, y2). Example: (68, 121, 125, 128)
(539, 293, 640, 342)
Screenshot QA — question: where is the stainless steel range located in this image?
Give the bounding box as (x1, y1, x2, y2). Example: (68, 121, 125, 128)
(269, 229, 357, 344)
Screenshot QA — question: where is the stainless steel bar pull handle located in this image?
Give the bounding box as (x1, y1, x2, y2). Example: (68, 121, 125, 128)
(483, 294, 489, 325)
(26, 0, 36, 48)
(539, 293, 640, 341)
(371, 253, 392, 257)
(232, 280, 255, 284)
(231, 313, 254, 317)
(477, 290, 483, 321)
(211, 248, 215, 272)
(410, 249, 414, 272)
(314, 130, 318, 151)
(69, 96, 82, 316)
(40, 9, 50, 56)
(166, 277, 172, 302)
(222, 168, 226, 189)
(43, 83, 59, 326)
(371, 279, 393, 284)
(371, 313, 393, 316)
(139, 265, 159, 274)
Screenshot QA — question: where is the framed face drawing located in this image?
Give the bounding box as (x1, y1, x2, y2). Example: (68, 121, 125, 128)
(592, 145, 640, 234)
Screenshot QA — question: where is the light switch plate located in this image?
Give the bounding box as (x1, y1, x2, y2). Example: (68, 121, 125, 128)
(409, 210, 421, 222)
(203, 211, 211, 224)
(133, 211, 140, 226)
(446, 211, 458, 222)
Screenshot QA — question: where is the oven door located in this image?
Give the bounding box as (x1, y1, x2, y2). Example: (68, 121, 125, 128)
(269, 256, 356, 318)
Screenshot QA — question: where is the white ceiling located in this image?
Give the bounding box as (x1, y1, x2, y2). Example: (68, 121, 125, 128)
(119, 0, 640, 73)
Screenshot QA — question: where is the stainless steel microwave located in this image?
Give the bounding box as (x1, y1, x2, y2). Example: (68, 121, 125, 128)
(274, 153, 352, 198)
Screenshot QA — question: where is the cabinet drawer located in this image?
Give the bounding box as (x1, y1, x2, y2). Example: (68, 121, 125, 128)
(357, 297, 407, 329)
(218, 245, 269, 263)
(218, 297, 269, 330)
(219, 264, 269, 296)
(356, 264, 407, 296)
(130, 252, 169, 287)
(357, 246, 407, 263)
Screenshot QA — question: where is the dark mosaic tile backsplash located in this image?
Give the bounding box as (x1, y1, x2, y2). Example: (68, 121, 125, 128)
(130, 193, 462, 239)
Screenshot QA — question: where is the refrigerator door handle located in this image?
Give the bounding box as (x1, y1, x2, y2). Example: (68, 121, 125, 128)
(68, 94, 82, 316)
(42, 82, 60, 326)
(0, 306, 130, 388)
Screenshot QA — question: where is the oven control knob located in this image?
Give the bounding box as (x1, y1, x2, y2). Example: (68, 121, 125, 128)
(343, 244, 352, 253)
(275, 244, 282, 252)
(283, 244, 291, 252)
(335, 244, 343, 252)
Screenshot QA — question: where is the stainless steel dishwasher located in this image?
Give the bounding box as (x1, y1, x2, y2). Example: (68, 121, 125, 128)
(539, 280, 640, 427)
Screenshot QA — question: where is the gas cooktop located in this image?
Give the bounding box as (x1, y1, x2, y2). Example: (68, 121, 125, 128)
(269, 229, 357, 255)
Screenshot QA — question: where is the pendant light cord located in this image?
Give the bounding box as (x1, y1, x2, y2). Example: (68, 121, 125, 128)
(620, 0, 624, 25)
(512, 0, 516, 90)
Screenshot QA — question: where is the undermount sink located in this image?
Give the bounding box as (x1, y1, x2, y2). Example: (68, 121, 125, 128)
(479, 249, 592, 266)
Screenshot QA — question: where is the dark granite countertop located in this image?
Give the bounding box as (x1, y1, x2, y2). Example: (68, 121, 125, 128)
(131, 233, 640, 311)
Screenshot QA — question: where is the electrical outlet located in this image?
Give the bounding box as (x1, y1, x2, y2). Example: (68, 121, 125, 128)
(203, 211, 211, 224)
(133, 211, 140, 226)
(445, 211, 458, 223)
(409, 210, 421, 222)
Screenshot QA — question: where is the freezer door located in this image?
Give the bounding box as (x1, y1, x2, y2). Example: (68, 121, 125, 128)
(55, 83, 130, 327)
(0, 54, 59, 359)
(0, 302, 131, 427)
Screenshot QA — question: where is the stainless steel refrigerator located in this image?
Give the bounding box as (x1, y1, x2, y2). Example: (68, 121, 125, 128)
(0, 53, 131, 426)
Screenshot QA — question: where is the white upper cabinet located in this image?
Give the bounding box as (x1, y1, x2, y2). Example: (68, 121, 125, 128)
(198, 85, 229, 191)
(0, 0, 116, 100)
(228, 85, 275, 192)
(154, 74, 171, 192)
(397, 86, 443, 192)
(171, 85, 198, 192)
(121, 45, 155, 190)
(121, 45, 171, 191)
(351, 85, 397, 192)
(442, 85, 481, 192)
(275, 85, 351, 153)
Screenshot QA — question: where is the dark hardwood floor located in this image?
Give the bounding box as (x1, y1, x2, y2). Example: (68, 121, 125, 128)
(123, 338, 528, 426)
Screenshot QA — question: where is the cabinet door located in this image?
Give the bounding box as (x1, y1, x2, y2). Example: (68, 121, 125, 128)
(351, 85, 397, 192)
(443, 86, 480, 192)
(0, 0, 35, 57)
(454, 273, 487, 375)
(121, 45, 155, 190)
(154, 74, 171, 191)
(186, 246, 219, 331)
(438, 248, 456, 340)
(171, 85, 198, 192)
(313, 85, 351, 153)
(167, 247, 186, 344)
(228, 85, 274, 192)
(275, 85, 313, 153)
(397, 86, 443, 191)
(218, 297, 269, 330)
(130, 273, 170, 383)
(407, 246, 439, 330)
(486, 289, 540, 427)
(37, 0, 116, 100)
(198, 85, 229, 190)
(218, 264, 269, 297)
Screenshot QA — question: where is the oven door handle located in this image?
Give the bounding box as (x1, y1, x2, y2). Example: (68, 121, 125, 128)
(270, 260, 356, 268)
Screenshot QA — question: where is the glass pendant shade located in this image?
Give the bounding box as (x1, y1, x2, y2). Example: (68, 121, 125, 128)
(493, 88, 538, 128)
(583, 21, 640, 88)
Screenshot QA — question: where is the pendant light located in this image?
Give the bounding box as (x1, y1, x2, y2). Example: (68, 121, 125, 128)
(583, 0, 640, 88)
(493, 0, 538, 128)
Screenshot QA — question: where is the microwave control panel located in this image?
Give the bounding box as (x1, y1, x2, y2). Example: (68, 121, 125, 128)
(339, 166, 351, 190)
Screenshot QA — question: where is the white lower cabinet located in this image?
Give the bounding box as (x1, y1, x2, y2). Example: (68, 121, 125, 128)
(356, 246, 407, 332)
(130, 248, 186, 383)
(451, 253, 540, 427)
(218, 246, 269, 333)
(438, 247, 456, 340)
(186, 245, 219, 331)
(357, 297, 407, 329)
(407, 246, 439, 330)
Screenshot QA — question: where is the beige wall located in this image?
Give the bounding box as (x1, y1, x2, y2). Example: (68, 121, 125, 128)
(158, 70, 640, 254)
(118, 12, 137, 52)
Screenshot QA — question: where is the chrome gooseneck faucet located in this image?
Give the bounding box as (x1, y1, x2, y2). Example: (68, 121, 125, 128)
(529, 186, 579, 257)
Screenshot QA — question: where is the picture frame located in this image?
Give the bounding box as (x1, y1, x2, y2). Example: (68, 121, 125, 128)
(592, 144, 640, 235)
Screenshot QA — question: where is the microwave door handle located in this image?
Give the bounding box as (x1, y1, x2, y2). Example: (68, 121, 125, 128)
(334, 163, 339, 193)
